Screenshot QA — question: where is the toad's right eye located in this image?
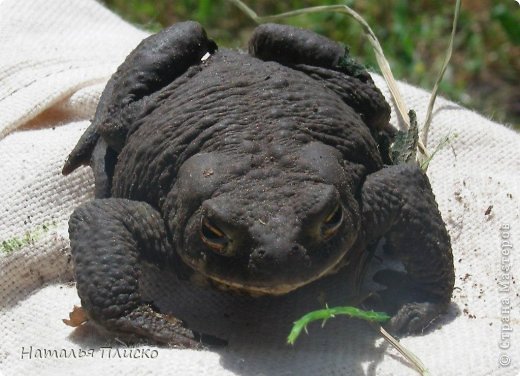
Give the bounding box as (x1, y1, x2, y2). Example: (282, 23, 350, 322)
(321, 204, 344, 240)
(200, 218, 228, 252)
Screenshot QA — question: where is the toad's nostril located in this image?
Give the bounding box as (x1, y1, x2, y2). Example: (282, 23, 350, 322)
(250, 247, 277, 265)
(256, 248, 266, 258)
(288, 244, 305, 257)
(288, 244, 311, 267)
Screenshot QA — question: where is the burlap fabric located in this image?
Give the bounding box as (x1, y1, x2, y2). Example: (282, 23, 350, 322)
(1, 1, 518, 375)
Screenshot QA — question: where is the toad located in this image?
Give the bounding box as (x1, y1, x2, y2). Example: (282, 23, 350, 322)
(63, 22, 454, 347)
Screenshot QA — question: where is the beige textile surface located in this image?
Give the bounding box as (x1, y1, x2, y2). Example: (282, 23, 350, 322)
(1, 0, 519, 375)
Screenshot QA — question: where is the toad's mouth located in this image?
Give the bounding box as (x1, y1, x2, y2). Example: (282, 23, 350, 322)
(180, 248, 348, 296)
(204, 265, 338, 296)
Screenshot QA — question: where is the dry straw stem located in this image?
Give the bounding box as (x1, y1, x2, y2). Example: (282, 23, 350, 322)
(228, 0, 431, 159)
(421, 0, 461, 147)
(375, 324, 430, 376)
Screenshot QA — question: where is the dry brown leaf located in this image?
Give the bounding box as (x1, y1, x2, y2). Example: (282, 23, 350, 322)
(62, 305, 88, 327)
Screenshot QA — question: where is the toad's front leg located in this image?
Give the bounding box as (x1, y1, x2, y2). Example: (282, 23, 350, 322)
(68, 198, 220, 348)
(361, 163, 454, 334)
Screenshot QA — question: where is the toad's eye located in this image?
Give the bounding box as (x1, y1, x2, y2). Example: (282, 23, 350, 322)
(200, 218, 228, 252)
(322, 204, 343, 240)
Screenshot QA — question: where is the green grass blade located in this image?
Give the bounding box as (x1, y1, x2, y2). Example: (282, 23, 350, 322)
(287, 306, 390, 345)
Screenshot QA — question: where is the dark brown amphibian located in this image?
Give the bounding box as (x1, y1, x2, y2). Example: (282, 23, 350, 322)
(63, 22, 454, 348)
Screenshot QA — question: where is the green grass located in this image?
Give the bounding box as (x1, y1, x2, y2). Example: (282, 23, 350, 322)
(1, 222, 57, 254)
(102, 0, 520, 129)
(287, 305, 390, 345)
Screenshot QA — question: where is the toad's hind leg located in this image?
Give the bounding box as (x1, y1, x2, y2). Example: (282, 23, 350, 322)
(248, 23, 391, 133)
(62, 21, 217, 193)
(249, 23, 346, 69)
(361, 163, 455, 335)
(69, 198, 221, 347)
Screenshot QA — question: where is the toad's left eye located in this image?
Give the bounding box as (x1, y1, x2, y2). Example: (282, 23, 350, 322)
(200, 218, 229, 253)
(321, 204, 343, 240)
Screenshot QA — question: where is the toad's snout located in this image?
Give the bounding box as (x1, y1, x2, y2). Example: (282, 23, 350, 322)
(245, 210, 342, 285)
(248, 234, 311, 273)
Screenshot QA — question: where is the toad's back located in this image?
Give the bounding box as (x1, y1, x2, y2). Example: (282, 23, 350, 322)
(112, 50, 383, 207)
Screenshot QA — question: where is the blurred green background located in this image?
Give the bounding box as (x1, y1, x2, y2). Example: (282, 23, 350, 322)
(102, 0, 519, 129)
